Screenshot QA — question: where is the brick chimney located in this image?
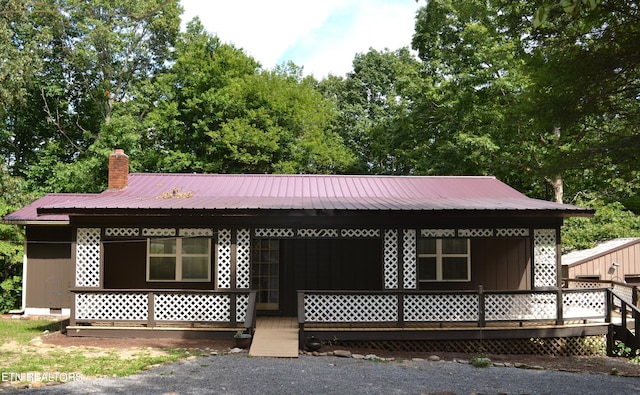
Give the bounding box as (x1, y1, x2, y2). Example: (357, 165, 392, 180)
(108, 149, 129, 190)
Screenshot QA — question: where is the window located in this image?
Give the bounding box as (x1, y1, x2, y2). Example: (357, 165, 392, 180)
(147, 238, 211, 282)
(418, 238, 470, 282)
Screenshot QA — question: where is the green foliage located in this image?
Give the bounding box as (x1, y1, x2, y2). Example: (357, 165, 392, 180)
(117, 21, 355, 175)
(612, 340, 640, 365)
(562, 194, 640, 251)
(0, 169, 34, 312)
(0, 276, 22, 313)
(471, 356, 492, 368)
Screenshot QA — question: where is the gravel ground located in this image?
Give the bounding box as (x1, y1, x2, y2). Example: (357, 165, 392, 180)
(7, 353, 640, 395)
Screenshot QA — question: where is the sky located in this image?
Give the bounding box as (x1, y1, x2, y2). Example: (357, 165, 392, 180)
(180, 0, 422, 79)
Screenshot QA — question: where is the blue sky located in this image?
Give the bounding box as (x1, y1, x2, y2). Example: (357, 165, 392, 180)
(180, 0, 422, 78)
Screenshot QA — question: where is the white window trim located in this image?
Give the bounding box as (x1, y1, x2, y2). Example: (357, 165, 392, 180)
(418, 238, 471, 282)
(146, 238, 212, 282)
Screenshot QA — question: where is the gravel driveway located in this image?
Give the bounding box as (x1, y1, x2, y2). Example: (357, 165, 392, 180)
(10, 354, 640, 395)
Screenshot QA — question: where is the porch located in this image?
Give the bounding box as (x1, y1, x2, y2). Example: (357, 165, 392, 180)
(64, 283, 639, 356)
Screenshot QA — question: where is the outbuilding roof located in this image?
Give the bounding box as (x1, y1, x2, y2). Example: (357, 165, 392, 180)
(562, 238, 640, 267)
(28, 174, 591, 217)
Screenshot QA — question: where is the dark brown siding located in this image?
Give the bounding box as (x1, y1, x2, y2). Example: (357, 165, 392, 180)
(280, 239, 382, 315)
(25, 226, 73, 309)
(103, 240, 213, 290)
(420, 238, 531, 291)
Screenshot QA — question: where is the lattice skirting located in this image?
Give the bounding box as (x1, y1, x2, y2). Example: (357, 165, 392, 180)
(333, 336, 607, 356)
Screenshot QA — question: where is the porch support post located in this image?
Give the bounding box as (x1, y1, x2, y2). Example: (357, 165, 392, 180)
(229, 293, 237, 328)
(148, 291, 155, 328)
(297, 291, 305, 346)
(555, 288, 563, 325)
(397, 291, 404, 328)
(397, 228, 404, 290)
(478, 285, 485, 327)
(69, 292, 76, 327)
(230, 229, 237, 289)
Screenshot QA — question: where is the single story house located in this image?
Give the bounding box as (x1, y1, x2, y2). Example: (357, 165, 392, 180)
(8, 150, 622, 355)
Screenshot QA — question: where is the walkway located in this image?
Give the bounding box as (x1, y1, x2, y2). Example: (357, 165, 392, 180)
(248, 316, 299, 358)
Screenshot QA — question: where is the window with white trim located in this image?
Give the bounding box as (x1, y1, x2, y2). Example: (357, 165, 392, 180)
(418, 238, 470, 282)
(147, 238, 211, 282)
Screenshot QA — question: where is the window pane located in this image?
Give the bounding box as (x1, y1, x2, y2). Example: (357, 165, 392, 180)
(182, 238, 209, 254)
(149, 257, 176, 280)
(442, 257, 468, 280)
(442, 238, 467, 254)
(418, 257, 437, 280)
(150, 239, 176, 254)
(182, 256, 209, 280)
(417, 239, 436, 254)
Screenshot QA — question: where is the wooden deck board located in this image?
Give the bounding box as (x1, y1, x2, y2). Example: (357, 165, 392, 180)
(249, 317, 299, 358)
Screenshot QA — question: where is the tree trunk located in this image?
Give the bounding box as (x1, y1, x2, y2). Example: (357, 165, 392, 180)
(549, 174, 564, 204)
(549, 126, 563, 204)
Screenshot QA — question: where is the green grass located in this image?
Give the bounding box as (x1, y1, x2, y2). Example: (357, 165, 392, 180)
(0, 319, 202, 383)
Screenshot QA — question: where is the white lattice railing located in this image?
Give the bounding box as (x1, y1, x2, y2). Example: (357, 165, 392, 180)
(562, 289, 607, 319)
(299, 288, 609, 326)
(485, 292, 557, 321)
(71, 289, 256, 328)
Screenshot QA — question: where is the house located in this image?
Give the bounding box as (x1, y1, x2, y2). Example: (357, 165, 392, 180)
(563, 238, 640, 284)
(6, 150, 620, 355)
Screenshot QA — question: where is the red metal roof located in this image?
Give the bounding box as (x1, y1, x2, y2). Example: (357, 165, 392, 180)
(3, 193, 99, 223)
(31, 174, 592, 216)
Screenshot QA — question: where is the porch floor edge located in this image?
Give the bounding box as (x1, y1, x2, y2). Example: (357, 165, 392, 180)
(65, 326, 242, 340)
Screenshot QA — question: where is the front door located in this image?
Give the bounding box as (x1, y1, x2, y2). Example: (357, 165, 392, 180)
(251, 239, 280, 312)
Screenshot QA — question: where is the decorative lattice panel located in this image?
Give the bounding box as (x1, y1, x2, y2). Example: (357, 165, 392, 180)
(254, 228, 295, 238)
(304, 294, 398, 322)
(297, 228, 339, 238)
(612, 283, 634, 307)
(142, 228, 176, 237)
(105, 228, 139, 237)
(534, 229, 557, 288)
(403, 294, 479, 322)
(341, 229, 380, 238)
(75, 292, 147, 321)
(458, 228, 493, 237)
(236, 294, 249, 322)
(76, 228, 101, 287)
(403, 229, 417, 289)
(485, 293, 557, 321)
(217, 229, 232, 288)
(562, 290, 606, 319)
(567, 281, 603, 289)
(383, 229, 398, 289)
(495, 228, 529, 237)
(421, 229, 455, 238)
(334, 336, 607, 356)
(236, 229, 251, 288)
(179, 228, 213, 237)
(154, 293, 230, 322)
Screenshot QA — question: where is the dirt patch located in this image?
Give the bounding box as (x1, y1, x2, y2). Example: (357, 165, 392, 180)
(38, 331, 640, 377)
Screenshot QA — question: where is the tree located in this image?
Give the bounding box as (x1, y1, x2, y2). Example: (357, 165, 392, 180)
(110, 21, 355, 175)
(526, 0, 640, 204)
(319, 48, 422, 174)
(410, 0, 640, 204)
(0, 170, 36, 312)
(411, 0, 544, 193)
(1, 0, 182, 192)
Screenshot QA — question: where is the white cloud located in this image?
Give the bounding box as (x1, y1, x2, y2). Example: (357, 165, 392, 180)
(180, 0, 420, 78)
